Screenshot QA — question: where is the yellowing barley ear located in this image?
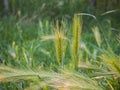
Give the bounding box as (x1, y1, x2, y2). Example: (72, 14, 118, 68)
(92, 27, 102, 47)
(54, 20, 67, 65)
(71, 15, 83, 70)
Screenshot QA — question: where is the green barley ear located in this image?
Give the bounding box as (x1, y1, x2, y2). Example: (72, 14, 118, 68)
(71, 15, 83, 70)
(41, 20, 67, 66)
(100, 53, 120, 77)
(54, 20, 67, 65)
(92, 27, 102, 47)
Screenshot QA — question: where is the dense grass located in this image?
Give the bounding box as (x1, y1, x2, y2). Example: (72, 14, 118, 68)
(0, 5, 120, 89)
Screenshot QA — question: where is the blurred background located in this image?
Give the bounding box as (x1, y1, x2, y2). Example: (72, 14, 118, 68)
(0, 0, 120, 34)
(0, 0, 120, 19)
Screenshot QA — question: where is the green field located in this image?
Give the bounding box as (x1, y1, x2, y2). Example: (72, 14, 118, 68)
(0, 0, 120, 90)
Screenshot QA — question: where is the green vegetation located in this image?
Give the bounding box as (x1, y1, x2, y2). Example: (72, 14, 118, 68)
(0, 0, 120, 90)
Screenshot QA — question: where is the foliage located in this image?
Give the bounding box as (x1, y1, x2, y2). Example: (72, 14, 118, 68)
(0, 1, 120, 90)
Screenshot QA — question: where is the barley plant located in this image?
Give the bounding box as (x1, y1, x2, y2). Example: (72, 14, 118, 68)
(54, 21, 68, 66)
(0, 65, 102, 90)
(71, 15, 82, 70)
(41, 20, 68, 66)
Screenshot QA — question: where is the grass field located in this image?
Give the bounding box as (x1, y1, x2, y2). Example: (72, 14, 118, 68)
(0, 2, 120, 89)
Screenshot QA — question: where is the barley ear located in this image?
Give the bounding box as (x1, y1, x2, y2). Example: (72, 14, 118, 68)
(92, 27, 102, 47)
(71, 15, 83, 70)
(54, 20, 67, 66)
